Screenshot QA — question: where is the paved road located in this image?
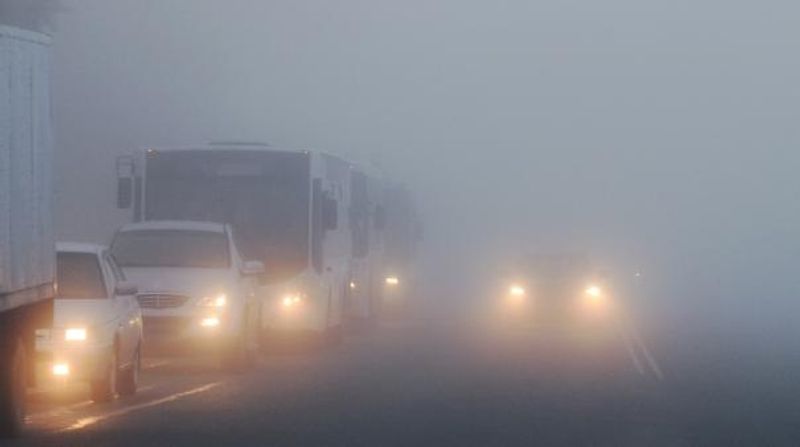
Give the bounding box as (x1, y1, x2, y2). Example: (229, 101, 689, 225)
(8, 310, 800, 446)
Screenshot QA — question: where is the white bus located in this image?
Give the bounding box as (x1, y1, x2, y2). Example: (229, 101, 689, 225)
(345, 166, 387, 326)
(116, 144, 353, 343)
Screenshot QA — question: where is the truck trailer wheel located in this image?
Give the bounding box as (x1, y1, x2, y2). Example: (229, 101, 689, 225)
(0, 338, 27, 438)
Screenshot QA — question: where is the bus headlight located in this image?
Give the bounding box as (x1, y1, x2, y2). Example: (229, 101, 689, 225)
(385, 276, 399, 286)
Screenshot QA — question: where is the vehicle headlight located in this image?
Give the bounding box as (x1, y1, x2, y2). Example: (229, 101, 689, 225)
(281, 292, 304, 308)
(198, 293, 227, 308)
(385, 276, 399, 286)
(52, 363, 70, 376)
(584, 285, 602, 299)
(509, 284, 526, 297)
(200, 316, 220, 328)
(65, 327, 88, 342)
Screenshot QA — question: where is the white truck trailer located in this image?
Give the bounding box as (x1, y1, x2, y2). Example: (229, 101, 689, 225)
(0, 25, 55, 437)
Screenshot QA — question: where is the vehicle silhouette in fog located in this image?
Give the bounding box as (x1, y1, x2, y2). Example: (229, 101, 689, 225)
(110, 221, 263, 371)
(115, 145, 352, 345)
(498, 253, 613, 325)
(36, 243, 143, 402)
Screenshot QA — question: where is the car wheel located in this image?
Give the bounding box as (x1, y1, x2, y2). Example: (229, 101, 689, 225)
(117, 345, 140, 396)
(0, 338, 27, 438)
(90, 348, 118, 403)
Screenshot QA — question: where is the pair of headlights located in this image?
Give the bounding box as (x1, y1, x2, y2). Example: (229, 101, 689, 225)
(507, 284, 605, 299)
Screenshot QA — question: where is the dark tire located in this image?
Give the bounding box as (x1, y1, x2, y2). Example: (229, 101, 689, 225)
(0, 338, 27, 438)
(117, 346, 140, 397)
(90, 348, 118, 403)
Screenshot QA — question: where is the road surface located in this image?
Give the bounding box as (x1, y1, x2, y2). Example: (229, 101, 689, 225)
(8, 305, 800, 446)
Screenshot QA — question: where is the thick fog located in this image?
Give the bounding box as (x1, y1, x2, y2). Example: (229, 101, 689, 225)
(46, 0, 800, 332)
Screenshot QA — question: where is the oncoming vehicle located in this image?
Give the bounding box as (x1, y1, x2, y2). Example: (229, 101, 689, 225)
(345, 166, 387, 326)
(380, 184, 422, 318)
(110, 221, 263, 370)
(36, 244, 143, 403)
(499, 253, 614, 324)
(115, 145, 351, 345)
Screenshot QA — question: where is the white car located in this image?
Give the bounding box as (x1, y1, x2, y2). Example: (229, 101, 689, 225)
(110, 221, 264, 370)
(36, 243, 143, 402)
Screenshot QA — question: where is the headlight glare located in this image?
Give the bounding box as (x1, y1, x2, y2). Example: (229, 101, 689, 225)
(198, 293, 227, 308)
(65, 327, 87, 342)
(282, 293, 303, 308)
(509, 284, 526, 297)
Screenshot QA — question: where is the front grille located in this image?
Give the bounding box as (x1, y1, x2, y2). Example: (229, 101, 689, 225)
(136, 293, 190, 309)
(142, 316, 191, 338)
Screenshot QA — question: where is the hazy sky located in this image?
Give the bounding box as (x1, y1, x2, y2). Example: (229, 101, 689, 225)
(49, 0, 800, 322)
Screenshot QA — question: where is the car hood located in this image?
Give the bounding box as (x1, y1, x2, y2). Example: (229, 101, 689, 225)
(121, 267, 235, 299)
(54, 299, 117, 328)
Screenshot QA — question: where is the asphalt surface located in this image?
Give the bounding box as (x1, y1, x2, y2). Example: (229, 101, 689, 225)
(7, 304, 800, 446)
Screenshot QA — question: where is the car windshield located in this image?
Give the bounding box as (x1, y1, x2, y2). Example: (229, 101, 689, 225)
(56, 252, 106, 299)
(110, 229, 230, 268)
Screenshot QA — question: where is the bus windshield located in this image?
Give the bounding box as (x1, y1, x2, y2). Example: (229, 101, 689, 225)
(144, 150, 310, 280)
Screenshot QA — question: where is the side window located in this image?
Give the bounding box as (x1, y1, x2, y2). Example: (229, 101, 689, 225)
(311, 178, 324, 273)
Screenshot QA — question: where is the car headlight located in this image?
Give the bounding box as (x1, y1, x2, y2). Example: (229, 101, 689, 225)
(197, 293, 227, 308)
(65, 327, 88, 342)
(385, 276, 400, 286)
(200, 316, 221, 328)
(584, 285, 602, 298)
(509, 284, 526, 297)
(281, 292, 304, 308)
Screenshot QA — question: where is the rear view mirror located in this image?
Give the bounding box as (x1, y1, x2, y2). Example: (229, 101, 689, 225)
(117, 177, 133, 209)
(323, 195, 338, 230)
(242, 260, 265, 276)
(115, 281, 138, 296)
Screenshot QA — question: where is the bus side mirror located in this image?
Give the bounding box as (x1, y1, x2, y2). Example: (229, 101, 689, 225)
(374, 205, 386, 231)
(323, 196, 338, 230)
(117, 177, 133, 209)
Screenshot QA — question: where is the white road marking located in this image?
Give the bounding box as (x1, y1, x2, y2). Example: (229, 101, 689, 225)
(630, 328, 664, 381)
(620, 328, 645, 375)
(142, 359, 174, 369)
(27, 385, 157, 424)
(62, 382, 222, 431)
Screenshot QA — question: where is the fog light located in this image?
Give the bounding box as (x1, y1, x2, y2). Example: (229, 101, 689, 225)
(385, 276, 399, 286)
(53, 363, 70, 376)
(200, 316, 220, 328)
